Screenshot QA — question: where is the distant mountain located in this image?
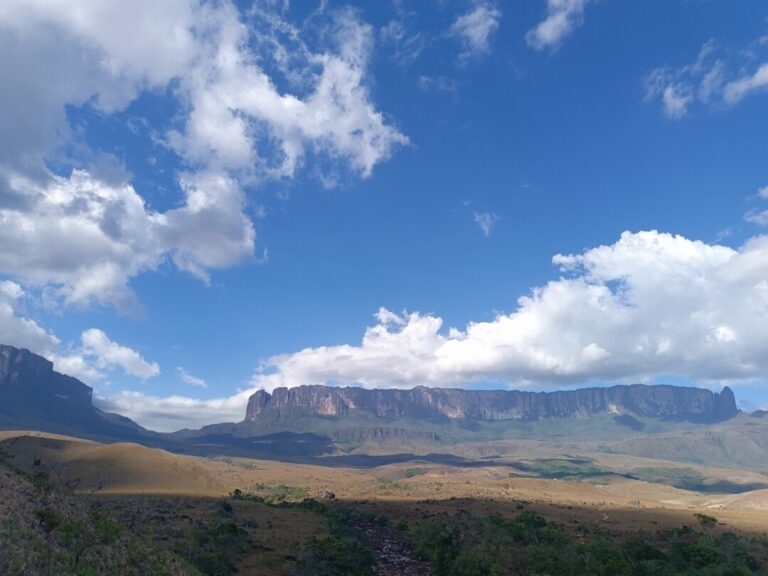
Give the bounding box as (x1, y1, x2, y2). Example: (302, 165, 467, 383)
(245, 383, 738, 424)
(163, 382, 745, 464)
(606, 412, 768, 471)
(2, 343, 752, 469)
(0, 344, 150, 441)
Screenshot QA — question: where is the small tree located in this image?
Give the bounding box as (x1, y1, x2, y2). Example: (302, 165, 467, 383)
(695, 513, 719, 542)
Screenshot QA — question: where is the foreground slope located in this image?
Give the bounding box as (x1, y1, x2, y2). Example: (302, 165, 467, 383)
(0, 445, 199, 575)
(0, 432, 226, 495)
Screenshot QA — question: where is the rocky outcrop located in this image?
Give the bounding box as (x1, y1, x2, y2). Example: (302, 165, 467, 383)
(1, 345, 93, 408)
(245, 383, 739, 424)
(0, 344, 148, 440)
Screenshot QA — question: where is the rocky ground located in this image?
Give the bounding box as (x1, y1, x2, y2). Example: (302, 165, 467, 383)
(348, 514, 435, 576)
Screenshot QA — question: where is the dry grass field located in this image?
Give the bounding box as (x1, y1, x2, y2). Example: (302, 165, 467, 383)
(2, 430, 768, 574)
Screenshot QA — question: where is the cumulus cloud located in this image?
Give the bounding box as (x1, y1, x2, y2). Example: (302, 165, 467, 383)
(473, 211, 500, 237)
(177, 367, 207, 388)
(95, 389, 253, 432)
(80, 329, 160, 379)
(526, 0, 592, 51)
(0, 280, 60, 353)
(0, 0, 405, 307)
(0, 280, 157, 382)
(88, 230, 768, 431)
(449, 2, 501, 61)
(646, 38, 768, 118)
(50, 353, 104, 384)
(0, 0, 198, 173)
(248, 231, 768, 392)
(169, 5, 408, 180)
(1, 171, 162, 309)
(0, 169, 254, 307)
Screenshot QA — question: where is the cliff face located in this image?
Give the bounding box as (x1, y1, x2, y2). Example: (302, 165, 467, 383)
(0, 345, 92, 407)
(0, 344, 147, 440)
(245, 383, 739, 424)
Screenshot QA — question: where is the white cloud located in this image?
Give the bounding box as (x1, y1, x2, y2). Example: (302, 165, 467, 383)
(170, 5, 408, 180)
(81, 329, 160, 380)
(745, 209, 768, 227)
(0, 1, 405, 307)
(473, 211, 500, 237)
(84, 230, 768, 431)
(0, 280, 157, 383)
(645, 67, 701, 120)
(449, 2, 501, 61)
(0, 0, 202, 179)
(177, 367, 207, 388)
(380, 19, 426, 65)
(50, 353, 104, 384)
(0, 169, 255, 308)
(526, 0, 592, 51)
(417, 76, 458, 93)
(0, 280, 60, 353)
(724, 63, 768, 104)
(744, 186, 768, 227)
(646, 38, 768, 118)
(94, 389, 253, 432)
(661, 85, 694, 119)
(248, 231, 768, 392)
(1, 171, 162, 309)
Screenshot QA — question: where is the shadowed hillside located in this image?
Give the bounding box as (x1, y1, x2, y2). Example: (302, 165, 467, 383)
(0, 345, 152, 442)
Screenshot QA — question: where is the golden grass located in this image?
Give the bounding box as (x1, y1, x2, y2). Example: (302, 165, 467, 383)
(2, 430, 767, 537)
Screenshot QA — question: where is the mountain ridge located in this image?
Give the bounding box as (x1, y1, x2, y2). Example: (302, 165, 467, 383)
(245, 383, 738, 424)
(0, 343, 752, 469)
(0, 344, 150, 441)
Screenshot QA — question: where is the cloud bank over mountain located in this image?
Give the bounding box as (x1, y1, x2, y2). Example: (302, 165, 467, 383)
(105, 230, 768, 430)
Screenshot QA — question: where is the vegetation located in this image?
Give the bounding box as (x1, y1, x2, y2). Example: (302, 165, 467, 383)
(0, 456, 197, 575)
(154, 496, 250, 576)
(4, 434, 768, 576)
(230, 483, 310, 504)
(292, 500, 376, 575)
(295, 535, 374, 576)
(411, 509, 767, 576)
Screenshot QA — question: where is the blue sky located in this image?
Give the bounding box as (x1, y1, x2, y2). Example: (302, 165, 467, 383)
(1, 0, 768, 431)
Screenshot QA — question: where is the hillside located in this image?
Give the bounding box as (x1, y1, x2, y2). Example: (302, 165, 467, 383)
(0, 345, 151, 442)
(606, 412, 768, 471)
(0, 442, 198, 575)
(0, 432, 226, 495)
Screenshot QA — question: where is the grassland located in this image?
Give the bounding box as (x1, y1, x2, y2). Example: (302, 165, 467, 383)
(2, 430, 768, 575)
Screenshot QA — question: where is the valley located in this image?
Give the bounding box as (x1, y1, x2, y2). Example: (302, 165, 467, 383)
(2, 344, 768, 574)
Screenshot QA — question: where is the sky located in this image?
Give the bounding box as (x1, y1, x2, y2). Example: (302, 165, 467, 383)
(1, 0, 768, 432)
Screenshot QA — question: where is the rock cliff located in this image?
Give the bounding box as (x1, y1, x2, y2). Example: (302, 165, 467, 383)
(1, 344, 93, 408)
(0, 344, 148, 440)
(245, 383, 738, 423)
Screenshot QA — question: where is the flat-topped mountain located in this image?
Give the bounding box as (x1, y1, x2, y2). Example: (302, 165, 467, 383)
(0, 344, 149, 441)
(246, 383, 738, 424)
(1, 343, 753, 469)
